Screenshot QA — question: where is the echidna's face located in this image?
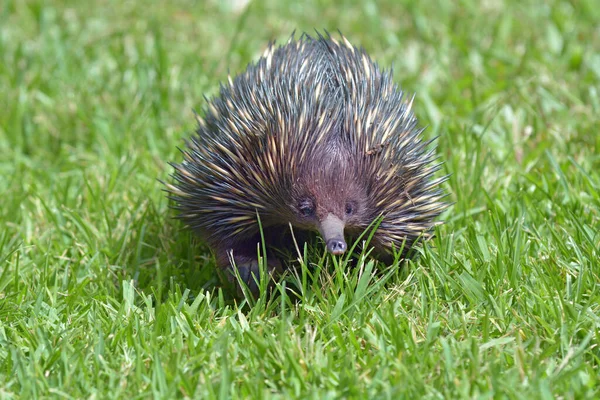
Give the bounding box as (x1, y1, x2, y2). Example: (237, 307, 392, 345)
(289, 158, 369, 256)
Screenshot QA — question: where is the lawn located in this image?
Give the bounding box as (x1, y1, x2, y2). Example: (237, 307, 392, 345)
(1, 0, 599, 398)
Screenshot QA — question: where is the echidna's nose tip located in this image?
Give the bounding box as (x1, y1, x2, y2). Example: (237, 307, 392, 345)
(326, 238, 347, 255)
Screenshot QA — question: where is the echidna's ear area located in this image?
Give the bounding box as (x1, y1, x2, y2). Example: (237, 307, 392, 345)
(166, 31, 449, 249)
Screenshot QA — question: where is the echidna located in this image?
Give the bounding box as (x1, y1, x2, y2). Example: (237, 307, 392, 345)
(166, 32, 448, 292)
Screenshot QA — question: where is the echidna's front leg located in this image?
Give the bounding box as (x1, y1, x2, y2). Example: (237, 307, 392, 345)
(214, 239, 283, 295)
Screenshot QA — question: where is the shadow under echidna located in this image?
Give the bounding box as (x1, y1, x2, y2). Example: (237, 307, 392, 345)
(165, 32, 449, 295)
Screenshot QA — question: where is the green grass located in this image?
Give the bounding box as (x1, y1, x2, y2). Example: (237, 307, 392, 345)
(1, 0, 599, 398)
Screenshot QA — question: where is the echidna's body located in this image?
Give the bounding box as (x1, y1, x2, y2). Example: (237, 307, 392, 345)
(167, 33, 447, 291)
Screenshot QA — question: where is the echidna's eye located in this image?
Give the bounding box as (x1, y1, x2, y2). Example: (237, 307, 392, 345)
(345, 202, 355, 216)
(298, 200, 315, 217)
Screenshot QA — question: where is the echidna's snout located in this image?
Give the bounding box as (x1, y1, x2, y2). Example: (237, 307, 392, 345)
(319, 214, 347, 255)
(326, 238, 346, 255)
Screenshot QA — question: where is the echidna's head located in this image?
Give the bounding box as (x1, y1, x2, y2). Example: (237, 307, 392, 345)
(285, 143, 371, 255)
